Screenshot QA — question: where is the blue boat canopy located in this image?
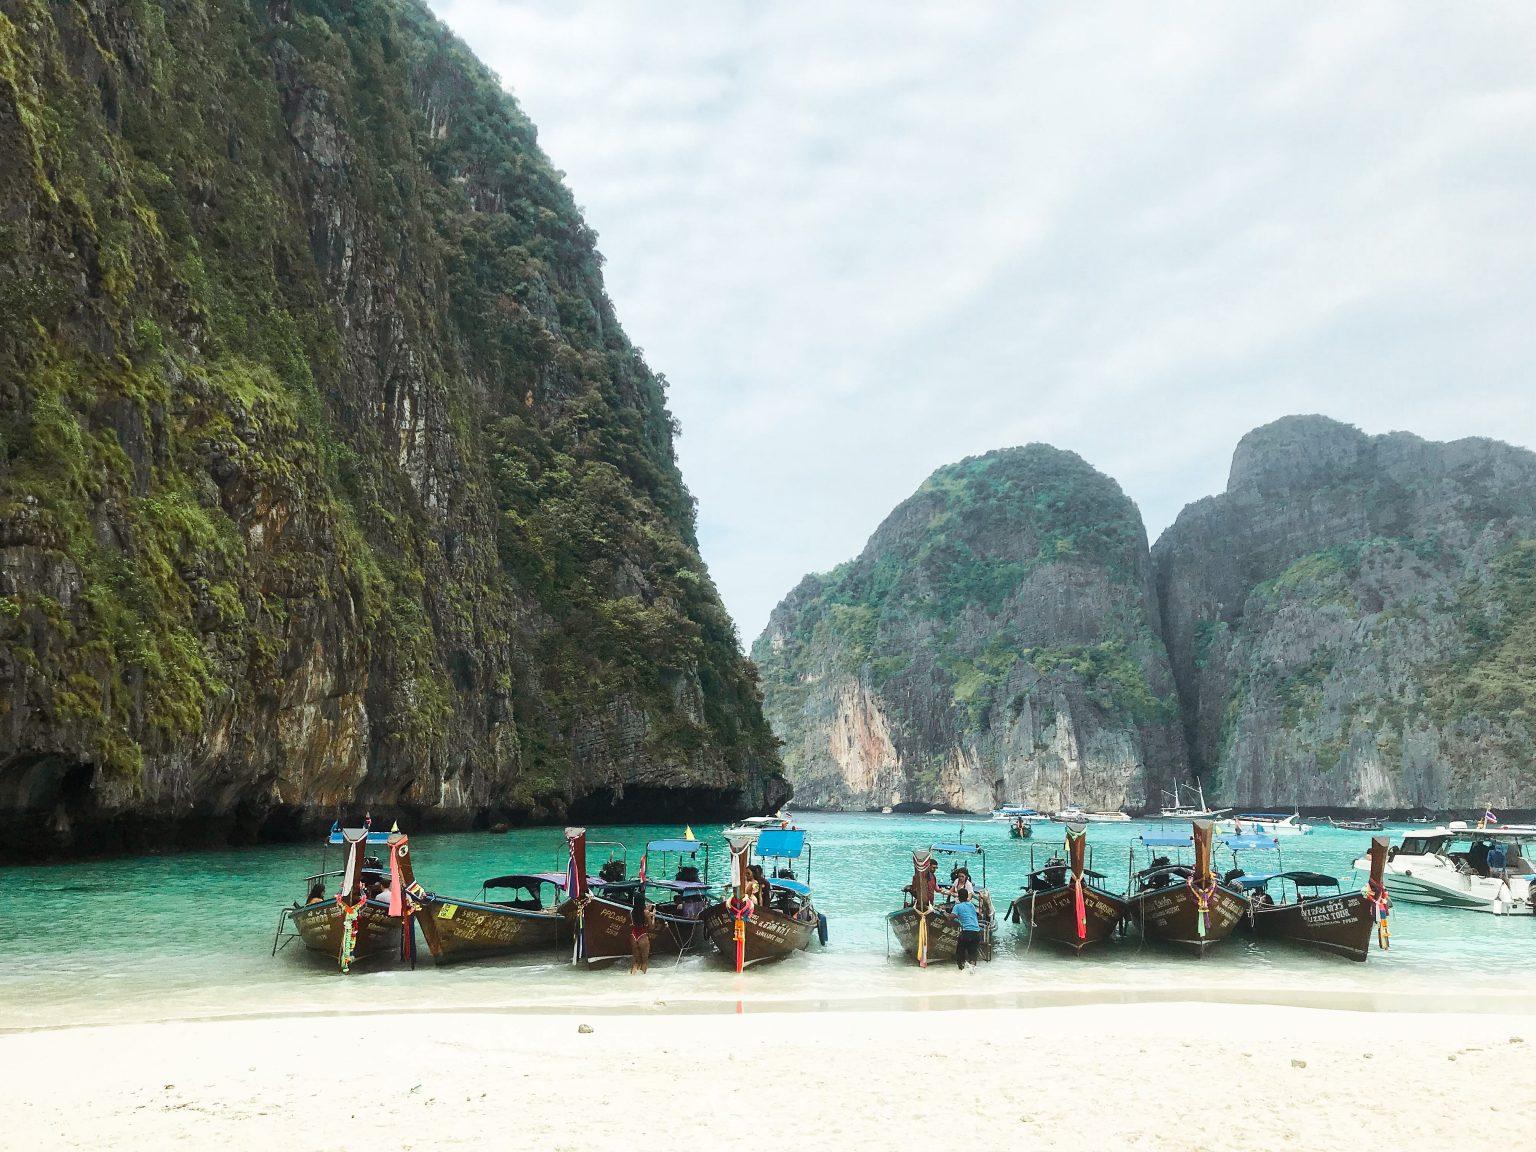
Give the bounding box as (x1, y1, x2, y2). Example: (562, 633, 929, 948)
(327, 827, 394, 846)
(1139, 834, 1193, 847)
(755, 829, 806, 858)
(767, 877, 811, 896)
(931, 842, 983, 855)
(1220, 836, 1281, 850)
(646, 879, 714, 892)
(647, 839, 703, 854)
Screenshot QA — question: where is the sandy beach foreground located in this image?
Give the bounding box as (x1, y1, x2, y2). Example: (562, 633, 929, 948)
(5, 1002, 1534, 1150)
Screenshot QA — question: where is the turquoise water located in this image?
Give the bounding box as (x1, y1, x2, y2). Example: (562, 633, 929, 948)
(3, 812, 1532, 1030)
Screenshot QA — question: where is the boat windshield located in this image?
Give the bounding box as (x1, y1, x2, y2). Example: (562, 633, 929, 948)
(1396, 834, 1536, 877)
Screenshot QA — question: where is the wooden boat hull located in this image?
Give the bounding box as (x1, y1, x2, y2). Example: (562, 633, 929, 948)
(573, 895, 705, 965)
(702, 902, 816, 967)
(418, 895, 566, 963)
(291, 898, 403, 964)
(1248, 891, 1377, 961)
(1128, 883, 1247, 952)
(1010, 884, 1125, 952)
(887, 907, 993, 963)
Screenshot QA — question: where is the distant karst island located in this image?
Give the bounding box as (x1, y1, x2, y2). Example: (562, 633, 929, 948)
(755, 416, 1536, 815)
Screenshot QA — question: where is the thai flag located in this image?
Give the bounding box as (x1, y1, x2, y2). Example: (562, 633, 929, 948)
(565, 852, 580, 898)
(1485, 807, 1499, 826)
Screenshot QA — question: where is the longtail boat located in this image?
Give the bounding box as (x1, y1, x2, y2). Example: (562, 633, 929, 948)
(702, 828, 822, 970)
(887, 841, 995, 966)
(1008, 823, 1125, 952)
(1126, 819, 1247, 954)
(1231, 834, 1392, 961)
(274, 821, 439, 972)
(568, 833, 713, 965)
(417, 871, 571, 963)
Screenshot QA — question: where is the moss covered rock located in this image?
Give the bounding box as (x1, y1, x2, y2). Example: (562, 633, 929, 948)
(0, 0, 784, 859)
(753, 445, 1186, 811)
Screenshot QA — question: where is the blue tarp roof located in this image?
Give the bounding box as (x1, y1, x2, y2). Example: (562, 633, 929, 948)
(767, 878, 811, 896)
(755, 829, 806, 858)
(1221, 836, 1281, 850)
(1139, 834, 1193, 847)
(327, 828, 394, 846)
(647, 839, 703, 854)
(931, 842, 983, 855)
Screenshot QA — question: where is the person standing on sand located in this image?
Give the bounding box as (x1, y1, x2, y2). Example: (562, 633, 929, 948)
(953, 890, 982, 970)
(630, 897, 656, 973)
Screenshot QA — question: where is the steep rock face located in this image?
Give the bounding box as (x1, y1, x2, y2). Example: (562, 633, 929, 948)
(1154, 415, 1536, 808)
(0, 0, 784, 859)
(753, 446, 1186, 811)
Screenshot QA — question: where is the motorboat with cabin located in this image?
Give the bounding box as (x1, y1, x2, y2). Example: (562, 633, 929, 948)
(1357, 823, 1536, 914)
(274, 821, 439, 972)
(703, 827, 824, 970)
(1223, 834, 1393, 961)
(1126, 820, 1248, 953)
(1051, 806, 1130, 824)
(1008, 823, 1126, 952)
(1218, 812, 1313, 837)
(723, 812, 796, 842)
(887, 841, 994, 966)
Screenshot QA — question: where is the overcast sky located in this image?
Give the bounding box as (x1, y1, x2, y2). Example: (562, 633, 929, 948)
(430, 1, 1536, 644)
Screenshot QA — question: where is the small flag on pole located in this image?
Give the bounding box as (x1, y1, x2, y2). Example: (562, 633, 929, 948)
(684, 825, 695, 841)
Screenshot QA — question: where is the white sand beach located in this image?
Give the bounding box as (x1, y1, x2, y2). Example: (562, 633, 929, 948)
(5, 1003, 1532, 1150)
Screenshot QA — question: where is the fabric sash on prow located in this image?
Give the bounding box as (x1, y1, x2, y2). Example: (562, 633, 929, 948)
(388, 829, 442, 959)
(727, 837, 752, 898)
(1192, 819, 1213, 883)
(910, 850, 935, 914)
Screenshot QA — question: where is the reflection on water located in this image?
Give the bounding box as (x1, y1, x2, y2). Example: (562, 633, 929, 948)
(2, 812, 1532, 1030)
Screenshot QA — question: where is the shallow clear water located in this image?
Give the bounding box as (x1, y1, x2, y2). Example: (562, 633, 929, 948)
(3, 812, 1532, 1030)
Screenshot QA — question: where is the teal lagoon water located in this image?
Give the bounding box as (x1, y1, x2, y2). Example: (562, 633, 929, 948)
(3, 812, 1532, 1030)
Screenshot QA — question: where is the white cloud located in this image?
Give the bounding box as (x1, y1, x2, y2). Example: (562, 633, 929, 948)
(428, 0, 1536, 642)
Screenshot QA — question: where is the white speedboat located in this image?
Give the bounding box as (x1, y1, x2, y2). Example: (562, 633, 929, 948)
(723, 813, 796, 841)
(1218, 812, 1312, 837)
(1142, 781, 1230, 822)
(990, 804, 1048, 823)
(1051, 806, 1130, 824)
(1357, 824, 1536, 915)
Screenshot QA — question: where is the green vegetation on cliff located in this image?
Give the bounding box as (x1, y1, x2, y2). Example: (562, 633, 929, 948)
(754, 445, 1183, 811)
(0, 0, 781, 852)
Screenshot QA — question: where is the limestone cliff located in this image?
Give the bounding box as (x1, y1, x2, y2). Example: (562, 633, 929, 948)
(0, 0, 785, 859)
(753, 446, 1186, 811)
(1153, 415, 1536, 808)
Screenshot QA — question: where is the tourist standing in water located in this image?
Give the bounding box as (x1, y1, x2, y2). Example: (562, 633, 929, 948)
(953, 890, 982, 969)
